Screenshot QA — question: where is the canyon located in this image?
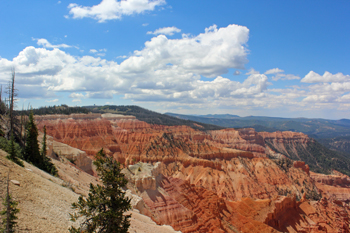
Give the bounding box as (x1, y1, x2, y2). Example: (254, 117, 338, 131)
(32, 113, 350, 232)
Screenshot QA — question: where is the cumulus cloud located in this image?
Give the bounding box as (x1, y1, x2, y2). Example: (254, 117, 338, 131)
(245, 68, 259, 75)
(296, 71, 350, 105)
(68, 0, 166, 22)
(9, 24, 350, 115)
(33, 38, 72, 49)
(147, 26, 181, 36)
(271, 73, 300, 81)
(90, 49, 107, 56)
(0, 24, 251, 105)
(69, 93, 85, 99)
(301, 71, 350, 83)
(128, 24, 249, 77)
(263, 67, 300, 81)
(265, 68, 284, 74)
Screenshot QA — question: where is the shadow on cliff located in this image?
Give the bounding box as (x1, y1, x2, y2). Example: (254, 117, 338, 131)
(267, 206, 308, 232)
(145, 189, 167, 203)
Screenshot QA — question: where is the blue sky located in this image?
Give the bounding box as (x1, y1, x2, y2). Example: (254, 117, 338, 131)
(1, 0, 350, 119)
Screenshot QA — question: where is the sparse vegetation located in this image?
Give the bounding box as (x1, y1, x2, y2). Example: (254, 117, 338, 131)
(266, 138, 350, 176)
(1, 174, 20, 233)
(274, 158, 293, 173)
(85, 105, 224, 131)
(305, 187, 322, 201)
(0, 137, 23, 166)
(6, 133, 23, 167)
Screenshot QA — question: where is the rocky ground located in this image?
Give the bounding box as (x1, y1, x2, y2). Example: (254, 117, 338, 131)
(0, 150, 180, 233)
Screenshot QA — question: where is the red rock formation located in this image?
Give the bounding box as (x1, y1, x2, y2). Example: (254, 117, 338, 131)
(36, 115, 254, 168)
(293, 161, 310, 175)
(145, 176, 279, 233)
(311, 171, 350, 187)
(311, 171, 350, 202)
(208, 128, 266, 155)
(259, 131, 310, 160)
(34, 114, 350, 233)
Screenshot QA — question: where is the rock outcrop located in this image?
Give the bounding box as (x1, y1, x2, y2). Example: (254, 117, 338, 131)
(311, 171, 350, 202)
(293, 161, 310, 175)
(260, 131, 311, 160)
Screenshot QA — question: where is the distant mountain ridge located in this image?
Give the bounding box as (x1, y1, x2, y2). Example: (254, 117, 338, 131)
(191, 114, 240, 119)
(166, 112, 350, 139)
(84, 105, 224, 131)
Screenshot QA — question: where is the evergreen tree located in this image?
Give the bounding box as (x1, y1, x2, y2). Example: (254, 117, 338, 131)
(6, 132, 23, 167)
(41, 126, 57, 176)
(23, 112, 57, 176)
(1, 174, 19, 233)
(69, 149, 131, 233)
(23, 111, 41, 165)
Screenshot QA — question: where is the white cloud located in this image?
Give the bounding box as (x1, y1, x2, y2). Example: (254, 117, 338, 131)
(142, 23, 149, 26)
(272, 73, 300, 81)
(128, 24, 249, 77)
(33, 38, 71, 49)
(68, 0, 166, 23)
(245, 68, 259, 75)
(117, 55, 127, 59)
(301, 71, 350, 83)
(90, 49, 106, 56)
(58, 1, 61, 4)
(265, 68, 284, 75)
(69, 93, 86, 99)
(10, 24, 350, 115)
(0, 24, 250, 105)
(46, 99, 59, 103)
(147, 26, 181, 36)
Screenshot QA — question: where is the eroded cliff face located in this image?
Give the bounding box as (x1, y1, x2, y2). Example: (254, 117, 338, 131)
(208, 128, 266, 156)
(35, 114, 350, 233)
(123, 162, 350, 233)
(311, 171, 350, 203)
(259, 131, 311, 160)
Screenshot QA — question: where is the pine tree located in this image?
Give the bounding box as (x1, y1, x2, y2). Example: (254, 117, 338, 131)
(69, 149, 131, 233)
(1, 173, 19, 233)
(41, 125, 57, 176)
(6, 132, 23, 167)
(23, 111, 41, 166)
(23, 112, 57, 176)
